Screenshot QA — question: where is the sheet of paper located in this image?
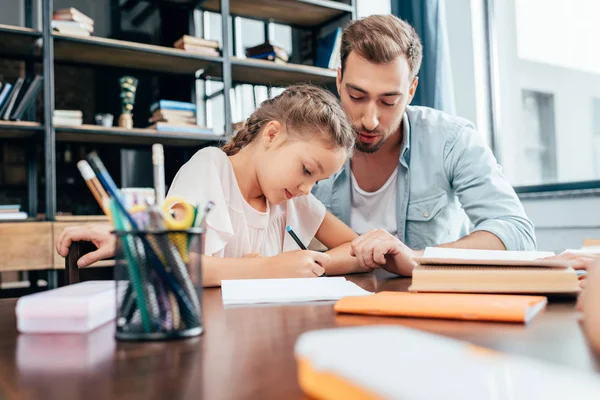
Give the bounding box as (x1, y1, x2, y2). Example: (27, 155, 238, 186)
(416, 247, 572, 268)
(221, 277, 372, 305)
(423, 247, 555, 261)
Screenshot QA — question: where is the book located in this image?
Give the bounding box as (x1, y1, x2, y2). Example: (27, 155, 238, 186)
(53, 116, 83, 126)
(0, 77, 24, 120)
(245, 41, 289, 62)
(0, 83, 13, 109)
(54, 110, 83, 118)
(150, 100, 196, 113)
(174, 44, 219, 56)
(221, 277, 372, 305)
(53, 8, 94, 26)
(11, 75, 43, 121)
(335, 292, 548, 323)
(0, 204, 21, 213)
(151, 109, 195, 120)
(148, 115, 196, 125)
(415, 247, 567, 268)
(173, 35, 220, 50)
(409, 265, 579, 294)
(148, 122, 214, 135)
(51, 20, 93, 33)
(247, 52, 288, 64)
(315, 27, 342, 69)
(0, 212, 28, 220)
(295, 326, 600, 400)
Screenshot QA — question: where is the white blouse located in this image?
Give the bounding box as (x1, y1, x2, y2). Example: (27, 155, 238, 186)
(167, 147, 326, 258)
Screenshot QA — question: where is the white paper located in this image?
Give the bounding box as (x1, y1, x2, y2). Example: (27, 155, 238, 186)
(417, 247, 572, 268)
(221, 277, 372, 305)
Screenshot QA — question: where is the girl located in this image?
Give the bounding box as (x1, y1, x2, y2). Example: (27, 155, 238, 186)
(167, 84, 370, 286)
(56, 85, 373, 285)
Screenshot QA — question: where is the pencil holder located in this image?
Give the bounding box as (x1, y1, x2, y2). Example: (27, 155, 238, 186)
(113, 228, 204, 341)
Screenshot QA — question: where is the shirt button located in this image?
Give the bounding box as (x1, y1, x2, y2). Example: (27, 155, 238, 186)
(423, 211, 430, 218)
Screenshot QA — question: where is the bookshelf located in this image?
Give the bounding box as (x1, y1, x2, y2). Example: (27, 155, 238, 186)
(55, 124, 225, 147)
(0, 121, 43, 139)
(0, 0, 355, 282)
(0, 25, 41, 58)
(200, 0, 353, 27)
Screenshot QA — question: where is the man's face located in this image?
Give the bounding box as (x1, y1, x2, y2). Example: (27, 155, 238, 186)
(337, 51, 418, 153)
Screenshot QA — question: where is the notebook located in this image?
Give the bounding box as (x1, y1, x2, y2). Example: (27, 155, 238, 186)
(334, 292, 548, 323)
(295, 326, 600, 400)
(221, 277, 372, 305)
(416, 247, 568, 268)
(409, 265, 579, 294)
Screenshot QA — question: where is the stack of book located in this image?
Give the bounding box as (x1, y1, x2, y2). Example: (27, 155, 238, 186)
(52, 8, 94, 37)
(148, 100, 213, 134)
(245, 41, 289, 64)
(0, 75, 43, 121)
(173, 35, 220, 57)
(0, 205, 28, 221)
(53, 110, 83, 126)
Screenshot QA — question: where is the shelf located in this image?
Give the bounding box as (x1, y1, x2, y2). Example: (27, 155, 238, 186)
(55, 124, 225, 147)
(201, 0, 353, 27)
(231, 57, 337, 86)
(0, 24, 41, 58)
(0, 121, 43, 139)
(52, 33, 224, 76)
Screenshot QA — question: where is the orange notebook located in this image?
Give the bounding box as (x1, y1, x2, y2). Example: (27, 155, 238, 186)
(334, 292, 548, 323)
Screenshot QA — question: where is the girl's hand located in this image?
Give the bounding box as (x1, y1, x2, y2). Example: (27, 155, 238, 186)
(544, 252, 597, 289)
(56, 223, 116, 267)
(266, 250, 329, 278)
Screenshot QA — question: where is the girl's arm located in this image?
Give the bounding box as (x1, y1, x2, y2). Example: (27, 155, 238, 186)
(199, 250, 329, 287)
(314, 211, 374, 275)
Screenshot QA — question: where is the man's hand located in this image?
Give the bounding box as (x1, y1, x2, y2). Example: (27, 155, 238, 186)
(55, 223, 116, 267)
(350, 229, 418, 276)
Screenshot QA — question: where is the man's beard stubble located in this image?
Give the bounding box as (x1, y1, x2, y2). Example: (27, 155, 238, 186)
(353, 127, 387, 154)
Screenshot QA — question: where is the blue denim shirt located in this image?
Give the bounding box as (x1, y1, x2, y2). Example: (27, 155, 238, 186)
(312, 106, 536, 251)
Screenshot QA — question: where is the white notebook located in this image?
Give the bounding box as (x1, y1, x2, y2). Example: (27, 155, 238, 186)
(221, 277, 372, 305)
(416, 247, 572, 268)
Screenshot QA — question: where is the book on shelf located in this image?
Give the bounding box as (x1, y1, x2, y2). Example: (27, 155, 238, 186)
(245, 41, 289, 62)
(315, 27, 342, 69)
(53, 8, 94, 36)
(53, 110, 83, 126)
(409, 247, 580, 294)
(53, 8, 94, 26)
(0, 212, 28, 221)
(150, 100, 196, 113)
(0, 205, 21, 214)
(148, 122, 214, 135)
(174, 35, 220, 50)
(247, 52, 288, 65)
(0, 75, 42, 121)
(175, 43, 219, 57)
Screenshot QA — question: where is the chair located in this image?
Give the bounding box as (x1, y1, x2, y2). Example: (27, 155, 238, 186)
(64, 241, 112, 285)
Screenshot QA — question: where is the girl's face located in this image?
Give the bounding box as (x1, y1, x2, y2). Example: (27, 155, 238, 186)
(256, 122, 347, 205)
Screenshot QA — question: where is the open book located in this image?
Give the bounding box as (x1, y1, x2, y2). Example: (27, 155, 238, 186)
(410, 248, 579, 294)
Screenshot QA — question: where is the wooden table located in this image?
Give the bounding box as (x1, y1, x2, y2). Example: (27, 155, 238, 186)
(0, 271, 598, 399)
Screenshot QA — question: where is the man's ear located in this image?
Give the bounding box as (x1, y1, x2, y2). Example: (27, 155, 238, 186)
(261, 120, 283, 147)
(336, 67, 342, 95)
(407, 76, 419, 104)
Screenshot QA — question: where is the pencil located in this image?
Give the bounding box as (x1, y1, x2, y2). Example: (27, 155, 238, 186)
(286, 226, 327, 277)
(77, 160, 109, 215)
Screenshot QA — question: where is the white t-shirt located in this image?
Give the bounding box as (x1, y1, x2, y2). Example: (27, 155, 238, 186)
(350, 169, 398, 237)
(167, 147, 326, 258)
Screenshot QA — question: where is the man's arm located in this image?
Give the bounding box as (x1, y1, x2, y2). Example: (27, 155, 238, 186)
(443, 124, 536, 251)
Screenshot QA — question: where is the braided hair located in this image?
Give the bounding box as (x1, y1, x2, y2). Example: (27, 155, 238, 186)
(221, 84, 354, 157)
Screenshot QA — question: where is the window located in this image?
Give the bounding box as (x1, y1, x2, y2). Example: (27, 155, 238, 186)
(490, 0, 600, 187)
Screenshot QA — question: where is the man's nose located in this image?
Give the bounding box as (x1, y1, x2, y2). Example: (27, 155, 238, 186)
(361, 102, 379, 132)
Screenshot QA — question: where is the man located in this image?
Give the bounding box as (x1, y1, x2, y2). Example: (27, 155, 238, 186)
(312, 15, 535, 276)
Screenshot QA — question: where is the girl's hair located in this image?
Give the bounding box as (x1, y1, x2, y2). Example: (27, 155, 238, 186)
(221, 84, 354, 157)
